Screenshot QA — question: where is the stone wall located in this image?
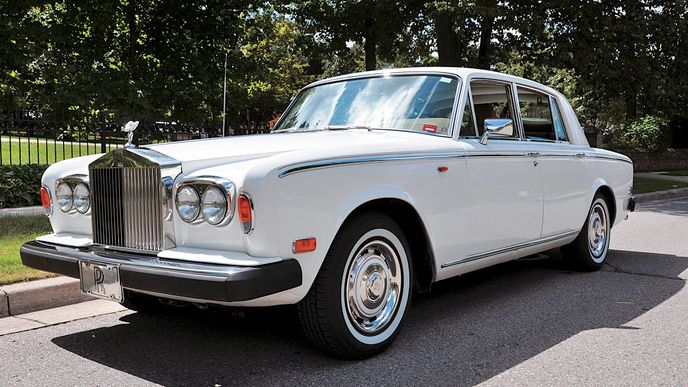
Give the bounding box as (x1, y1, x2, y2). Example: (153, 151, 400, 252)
(619, 149, 688, 172)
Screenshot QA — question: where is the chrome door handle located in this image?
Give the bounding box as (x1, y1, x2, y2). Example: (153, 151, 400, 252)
(527, 152, 540, 157)
(575, 153, 586, 158)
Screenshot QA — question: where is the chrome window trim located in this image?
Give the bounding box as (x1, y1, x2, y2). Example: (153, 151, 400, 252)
(441, 230, 580, 268)
(513, 83, 573, 144)
(467, 78, 522, 141)
(175, 175, 237, 227)
(271, 72, 463, 139)
(548, 96, 570, 143)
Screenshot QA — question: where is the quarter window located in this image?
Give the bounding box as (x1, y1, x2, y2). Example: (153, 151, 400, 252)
(459, 93, 477, 137)
(550, 98, 569, 142)
(517, 87, 557, 141)
(470, 81, 517, 138)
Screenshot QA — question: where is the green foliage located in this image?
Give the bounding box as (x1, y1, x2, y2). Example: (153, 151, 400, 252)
(0, 165, 49, 208)
(602, 116, 672, 153)
(1, 0, 687, 148)
(626, 116, 672, 153)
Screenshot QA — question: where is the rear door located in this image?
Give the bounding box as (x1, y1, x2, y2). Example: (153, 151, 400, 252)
(514, 86, 588, 237)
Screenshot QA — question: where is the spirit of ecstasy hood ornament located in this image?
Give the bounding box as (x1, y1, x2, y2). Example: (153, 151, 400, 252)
(122, 121, 139, 149)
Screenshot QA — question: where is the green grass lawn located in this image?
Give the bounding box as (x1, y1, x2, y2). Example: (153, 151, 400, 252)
(633, 176, 688, 194)
(0, 136, 107, 165)
(659, 170, 688, 177)
(0, 215, 55, 285)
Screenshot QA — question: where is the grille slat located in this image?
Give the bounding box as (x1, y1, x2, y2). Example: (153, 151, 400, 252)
(91, 166, 163, 252)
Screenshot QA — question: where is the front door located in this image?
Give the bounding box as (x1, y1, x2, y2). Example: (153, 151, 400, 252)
(462, 80, 544, 258)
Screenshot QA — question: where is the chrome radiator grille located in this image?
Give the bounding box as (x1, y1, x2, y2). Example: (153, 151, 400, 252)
(90, 167, 164, 252)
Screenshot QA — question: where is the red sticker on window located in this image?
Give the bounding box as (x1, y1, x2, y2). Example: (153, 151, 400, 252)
(422, 124, 438, 133)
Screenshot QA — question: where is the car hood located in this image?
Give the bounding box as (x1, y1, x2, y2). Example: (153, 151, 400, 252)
(144, 130, 459, 173)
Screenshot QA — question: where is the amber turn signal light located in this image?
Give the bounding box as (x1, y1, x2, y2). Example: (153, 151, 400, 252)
(237, 194, 253, 233)
(40, 186, 52, 215)
(293, 238, 317, 253)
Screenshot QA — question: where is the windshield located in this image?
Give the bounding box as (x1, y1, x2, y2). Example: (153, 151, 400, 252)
(273, 74, 460, 136)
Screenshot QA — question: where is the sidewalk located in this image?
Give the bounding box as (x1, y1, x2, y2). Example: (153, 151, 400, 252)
(0, 206, 43, 217)
(0, 299, 125, 336)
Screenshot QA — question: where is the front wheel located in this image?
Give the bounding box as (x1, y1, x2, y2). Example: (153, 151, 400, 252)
(562, 193, 612, 271)
(297, 212, 412, 359)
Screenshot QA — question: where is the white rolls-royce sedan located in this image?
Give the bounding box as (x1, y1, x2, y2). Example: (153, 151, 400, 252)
(21, 67, 635, 359)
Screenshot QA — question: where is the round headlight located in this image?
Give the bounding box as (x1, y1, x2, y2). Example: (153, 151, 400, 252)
(56, 182, 73, 213)
(201, 186, 227, 225)
(73, 183, 90, 214)
(176, 186, 200, 222)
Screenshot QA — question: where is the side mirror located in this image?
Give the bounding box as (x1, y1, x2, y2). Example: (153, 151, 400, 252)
(480, 118, 514, 145)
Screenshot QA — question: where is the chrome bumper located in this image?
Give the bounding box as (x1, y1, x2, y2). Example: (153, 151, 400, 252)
(20, 241, 302, 303)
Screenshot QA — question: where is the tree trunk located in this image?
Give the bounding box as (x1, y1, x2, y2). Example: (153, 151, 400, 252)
(434, 12, 460, 66)
(127, 0, 138, 81)
(477, 14, 494, 70)
(364, 17, 377, 71)
(625, 93, 638, 120)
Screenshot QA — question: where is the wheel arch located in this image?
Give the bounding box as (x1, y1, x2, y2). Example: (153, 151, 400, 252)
(340, 198, 436, 294)
(590, 180, 617, 226)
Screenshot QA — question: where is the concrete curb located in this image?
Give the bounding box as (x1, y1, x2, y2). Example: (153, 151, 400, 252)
(0, 289, 8, 318)
(0, 277, 91, 316)
(635, 187, 688, 203)
(0, 206, 43, 217)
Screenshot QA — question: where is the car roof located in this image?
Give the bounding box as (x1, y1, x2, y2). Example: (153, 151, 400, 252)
(305, 67, 563, 99)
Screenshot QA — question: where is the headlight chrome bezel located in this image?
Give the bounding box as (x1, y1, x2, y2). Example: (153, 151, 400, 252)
(201, 186, 228, 225)
(175, 176, 236, 227)
(175, 185, 202, 223)
(55, 175, 89, 214)
(73, 182, 91, 214)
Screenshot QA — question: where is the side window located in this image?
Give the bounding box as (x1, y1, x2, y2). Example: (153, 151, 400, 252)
(470, 81, 517, 138)
(517, 87, 556, 141)
(459, 93, 477, 137)
(550, 98, 569, 142)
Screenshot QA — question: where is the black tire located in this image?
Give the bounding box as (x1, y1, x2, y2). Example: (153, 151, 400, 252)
(120, 289, 166, 313)
(297, 212, 413, 359)
(561, 193, 612, 271)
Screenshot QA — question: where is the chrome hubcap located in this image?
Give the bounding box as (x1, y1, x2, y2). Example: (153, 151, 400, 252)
(345, 240, 402, 335)
(588, 202, 608, 260)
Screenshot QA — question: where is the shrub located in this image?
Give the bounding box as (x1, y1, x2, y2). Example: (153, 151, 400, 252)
(626, 115, 671, 153)
(601, 115, 671, 153)
(0, 164, 49, 208)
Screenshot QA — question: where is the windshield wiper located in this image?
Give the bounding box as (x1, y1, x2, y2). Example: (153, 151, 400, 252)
(322, 125, 372, 131)
(272, 127, 298, 133)
(273, 125, 372, 133)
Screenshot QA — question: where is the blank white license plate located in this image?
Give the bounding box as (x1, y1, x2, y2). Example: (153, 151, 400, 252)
(79, 261, 123, 302)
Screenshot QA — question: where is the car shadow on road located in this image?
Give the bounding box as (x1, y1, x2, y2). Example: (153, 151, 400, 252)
(52, 249, 687, 386)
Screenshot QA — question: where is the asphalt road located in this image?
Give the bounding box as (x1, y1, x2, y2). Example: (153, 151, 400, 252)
(1, 198, 687, 386)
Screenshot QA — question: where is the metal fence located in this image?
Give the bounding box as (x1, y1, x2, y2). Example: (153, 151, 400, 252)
(0, 112, 271, 165)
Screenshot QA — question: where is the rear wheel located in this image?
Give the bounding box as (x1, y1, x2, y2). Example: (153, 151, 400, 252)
(562, 193, 611, 271)
(297, 212, 412, 359)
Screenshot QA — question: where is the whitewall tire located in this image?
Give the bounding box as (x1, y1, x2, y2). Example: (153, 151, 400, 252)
(297, 212, 412, 359)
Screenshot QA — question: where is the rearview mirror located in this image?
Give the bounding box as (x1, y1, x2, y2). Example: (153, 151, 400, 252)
(480, 118, 514, 145)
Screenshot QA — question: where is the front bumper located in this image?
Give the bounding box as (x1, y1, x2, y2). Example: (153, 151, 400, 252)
(20, 241, 302, 303)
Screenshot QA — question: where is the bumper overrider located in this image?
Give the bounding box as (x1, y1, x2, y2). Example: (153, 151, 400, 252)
(20, 241, 302, 303)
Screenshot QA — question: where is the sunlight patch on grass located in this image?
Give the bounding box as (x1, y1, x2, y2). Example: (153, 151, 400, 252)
(0, 214, 55, 285)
